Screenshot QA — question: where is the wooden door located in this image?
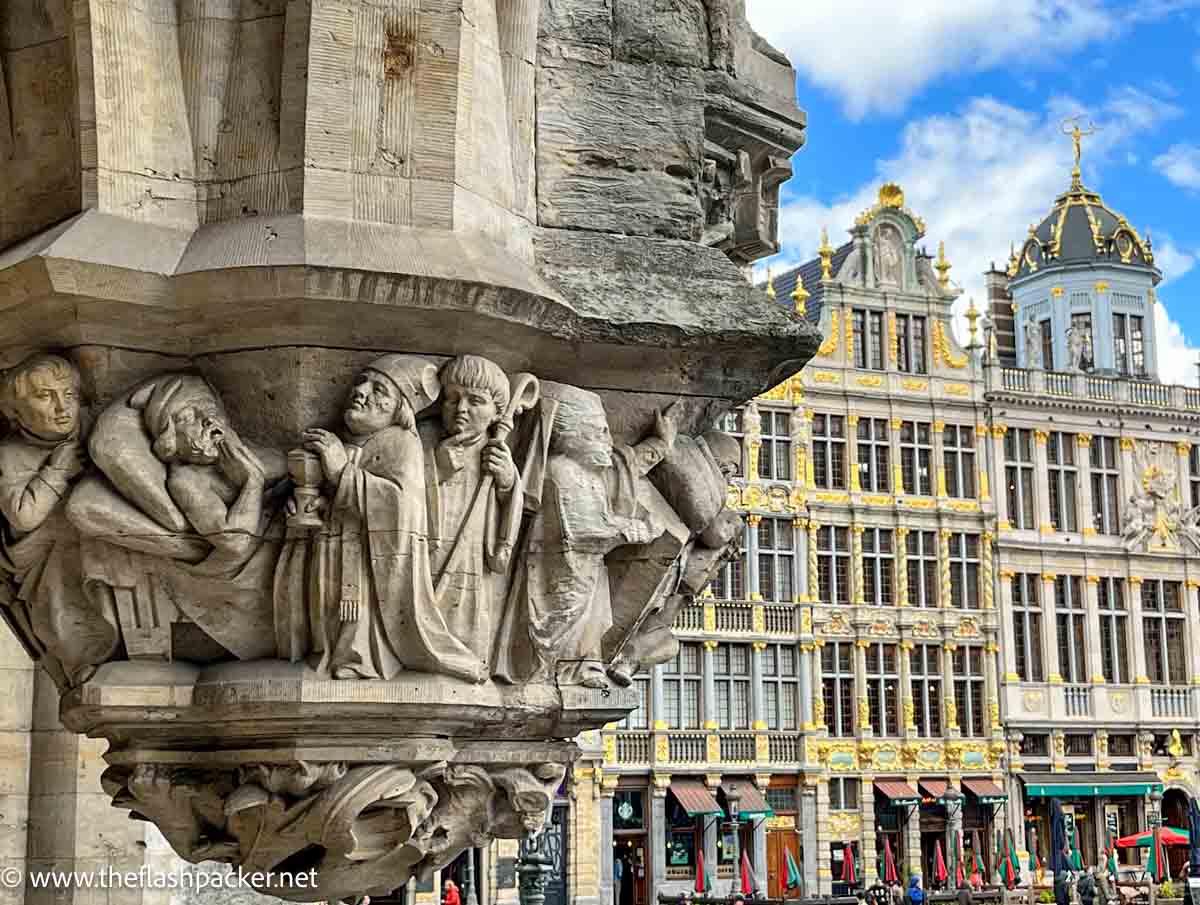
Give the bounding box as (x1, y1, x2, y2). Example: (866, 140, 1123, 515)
(767, 831, 801, 899)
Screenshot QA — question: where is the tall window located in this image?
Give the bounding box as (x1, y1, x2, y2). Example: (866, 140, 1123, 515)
(861, 528, 895, 606)
(1070, 312, 1094, 370)
(762, 644, 799, 731)
(1143, 581, 1187, 685)
(1005, 428, 1036, 529)
(1190, 446, 1200, 509)
(707, 537, 747, 599)
(947, 532, 980, 609)
(817, 526, 851, 605)
(910, 644, 943, 738)
(1040, 320, 1053, 370)
(1098, 578, 1129, 684)
(943, 425, 977, 498)
(853, 309, 885, 370)
(1114, 313, 1146, 375)
(716, 411, 744, 477)
(865, 643, 899, 737)
(906, 530, 939, 608)
(758, 410, 791, 481)
(953, 646, 986, 738)
(1047, 432, 1078, 533)
(757, 518, 794, 603)
(1054, 576, 1087, 683)
(1011, 573, 1044, 682)
(821, 642, 855, 737)
(856, 418, 891, 492)
(1091, 436, 1120, 535)
(896, 314, 927, 374)
(812, 414, 846, 490)
(901, 421, 933, 495)
(829, 777, 860, 811)
(714, 643, 751, 729)
(617, 670, 651, 729)
(663, 642, 703, 728)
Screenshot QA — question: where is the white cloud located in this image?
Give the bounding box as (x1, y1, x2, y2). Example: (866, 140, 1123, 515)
(755, 87, 1194, 370)
(1153, 237, 1200, 386)
(1153, 143, 1200, 190)
(743, 0, 1195, 119)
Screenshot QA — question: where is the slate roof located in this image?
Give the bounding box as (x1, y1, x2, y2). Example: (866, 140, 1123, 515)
(761, 240, 854, 325)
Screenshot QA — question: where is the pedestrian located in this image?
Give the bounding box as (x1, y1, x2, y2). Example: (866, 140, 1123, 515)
(443, 879, 461, 905)
(1054, 870, 1070, 905)
(904, 875, 925, 905)
(1077, 868, 1097, 905)
(614, 856, 624, 905)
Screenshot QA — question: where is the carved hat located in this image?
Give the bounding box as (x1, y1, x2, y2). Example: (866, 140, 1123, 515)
(362, 354, 440, 414)
(133, 374, 224, 439)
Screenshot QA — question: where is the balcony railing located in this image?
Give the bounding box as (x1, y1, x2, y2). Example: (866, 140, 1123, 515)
(719, 732, 757, 763)
(674, 604, 704, 632)
(768, 733, 801, 764)
(1063, 684, 1092, 717)
(1151, 688, 1193, 719)
(715, 604, 754, 633)
(992, 365, 1199, 410)
(617, 731, 652, 765)
(669, 732, 708, 764)
(763, 605, 796, 634)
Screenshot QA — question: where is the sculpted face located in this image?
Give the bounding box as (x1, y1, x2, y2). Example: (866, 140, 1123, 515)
(441, 383, 498, 439)
(12, 369, 79, 442)
(344, 371, 400, 436)
(172, 404, 226, 465)
(558, 411, 612, 468)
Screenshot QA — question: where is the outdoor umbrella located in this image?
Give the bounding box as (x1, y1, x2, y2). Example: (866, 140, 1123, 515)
(1148, 826, 1169, 883)
(740, 850, 755, 895)
(971, 831, 986, 888)
(883, 837, 900, 885)
(934, 838, 949, 887)
(1189, 797, 1200, 877)
(1050, 799, 1069, 876)
(694, 850, 711, 895)
(1115, 827, 1190, 848)
(1029, 834, 1041, 880)
(954, 830, 966, 888)
(995, 830, 1006, 884)
(785, 848, 803, 896)
(841, 843, 857, 885)
(1069, 824, 1084, 870)
(1105, 830, 1119, 878)
(1005, 827, 1023, 889)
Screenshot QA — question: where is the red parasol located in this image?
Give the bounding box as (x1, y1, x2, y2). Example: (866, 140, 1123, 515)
(740, 849, 754, 895)
(934, 838, 949, 885)
(955, 829, 966, 888)
(883, 837, 899, 885)
(842, 843, 857, 885)
(695, 850, 710, 895)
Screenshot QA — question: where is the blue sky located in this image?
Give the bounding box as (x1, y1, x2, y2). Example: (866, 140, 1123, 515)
(746, 0, 1200, 384)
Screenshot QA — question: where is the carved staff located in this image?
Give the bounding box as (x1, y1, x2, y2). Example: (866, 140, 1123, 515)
(434, 373, 540, 595)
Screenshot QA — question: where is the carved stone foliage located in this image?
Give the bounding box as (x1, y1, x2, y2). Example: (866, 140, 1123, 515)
(1122, 441, 1200, 553)
(102, 760, 565, 902)
(0, 350, 737, 694)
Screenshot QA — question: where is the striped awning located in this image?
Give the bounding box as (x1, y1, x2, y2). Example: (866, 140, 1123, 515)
(721, 779, 773, 818)
(669, 779, 724, 816)
(963, 778, 1008, 804)
(920, 779, 949, 802)
(874, 780, 920, 807)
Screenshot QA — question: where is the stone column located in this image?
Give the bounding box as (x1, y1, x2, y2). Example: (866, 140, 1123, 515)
(807, 520, 820, 603)
(939, 528, 953, 609)
(1129, 577, 1149, 684)
(704, 775, 721, 881)
(600, 787, 616, 905)
(799, 643, 815, 730)
(896, 527, 911, 607)
(1076, 433, 1095, 536)
(851, 525, 866, 605)
(746, 515, 762, 601)
(703, 642, 718, 730)
(794, 517, 809, 603)
(812, 640, 827, 730)
(983, 641, 1001, 736)
(1189, 581, 1200, 686)
(815, 779, 833, 895)
(899, 640, 916, 736)
(651, 775, 669, 902)
(1085, 576, 1105, 685)
(800, 781, 819, 896)
(933, 419, 948, 500)
(890, 417, 904, 497)
(855, 639, 871, 737)
(976, 424, 992, 505)
(1177, 442, 1193, 506)
(1042, 572, 1062, 684)
(991, 424, 1009, 528)
(859, 774, 878, 885)
(652, 664, 666, 729)
(751, 643, 766, 730)
(752, 775, 769, 892)
(847, 415, 862, 494)
(943, 642, 960, 734)
(572, 768, 603, 905)
(981, 531, 994, 611)
(998, 569, 1020, 682)
(0, 629, 34, 905)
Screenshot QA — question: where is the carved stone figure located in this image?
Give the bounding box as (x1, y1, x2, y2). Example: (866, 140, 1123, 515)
(1066, 322, 1088, 372)
(421, 356, 529, 682)
(276, 355, 452, 680)
(493, 385, 673, 688)
(1024, 318, 1042, 369)
(0, 353, 118, 686)
(67, 373, 287, 660)
(875, 224, 903, 287)
(700, 158, 735, 247)
(1121, 441, 1200, 553)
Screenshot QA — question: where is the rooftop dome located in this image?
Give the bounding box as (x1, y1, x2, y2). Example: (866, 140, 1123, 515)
(1006, 134, 1160, 284)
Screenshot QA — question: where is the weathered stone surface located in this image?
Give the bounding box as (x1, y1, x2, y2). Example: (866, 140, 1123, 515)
(612, 0, 708, 67)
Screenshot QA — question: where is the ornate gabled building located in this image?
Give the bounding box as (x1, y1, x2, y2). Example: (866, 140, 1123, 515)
(986, 137, 1200, 880)
(598, 184, 1006, 903)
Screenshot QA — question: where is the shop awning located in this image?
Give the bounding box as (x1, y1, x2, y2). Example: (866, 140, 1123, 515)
(920, 779, 949, 803)
(1022, 772, 1164, 798)
(669, 779, 724, 816)
(874, 780, 921, 807)
(720, 780, 773, 819)
(963, 778, 1008, 804)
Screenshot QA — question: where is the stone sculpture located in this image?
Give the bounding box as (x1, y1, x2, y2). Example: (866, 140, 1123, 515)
(876, 224, 903, 287)
(1024, 318, 1043, 369)
(1122, 441, 1200, 553)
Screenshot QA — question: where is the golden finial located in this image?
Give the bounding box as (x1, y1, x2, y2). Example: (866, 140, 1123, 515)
(965, 297, 980, 347)
(935, 241, 952, 290)
(791, 275, 810, 316)
(766, 267, 776, 299)
(818, 228, 834, 281)
(1006, 242, 1019, 278)
(1061, 116, 1097, 189)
